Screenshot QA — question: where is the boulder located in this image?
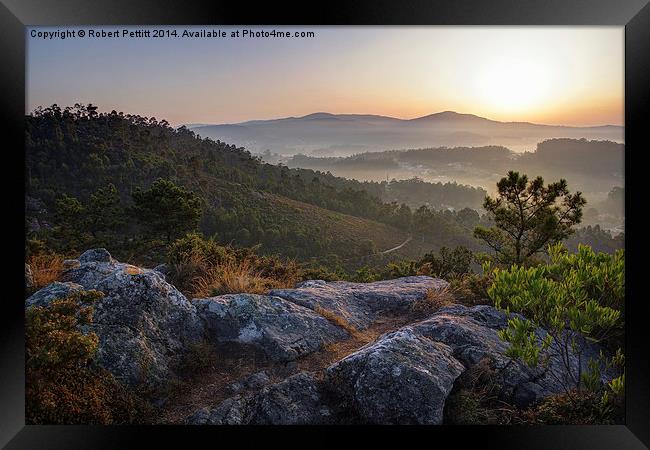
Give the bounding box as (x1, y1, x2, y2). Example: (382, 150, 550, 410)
(325, 328, 464, 424)
(25, 281, 85, 308)
(226, 370, 272, 394)
(194, 294, 349, 361)
(79, 248, 114, 264)
(409, 304, 607, 407)
(89, 268, 205, 387)
(26, 249, 204, 389)
(187, 372, 333, 425)
(270, 276, 447, 329)
(62, 248, 143, 289)
(188, 304, 609, 424)
(152, 263, 170, 279)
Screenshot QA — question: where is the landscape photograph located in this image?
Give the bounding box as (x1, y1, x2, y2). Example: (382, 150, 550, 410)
(24, 26, 625, 425)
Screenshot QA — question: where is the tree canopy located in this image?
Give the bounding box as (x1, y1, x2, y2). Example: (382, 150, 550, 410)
(474, 171, 586, 265)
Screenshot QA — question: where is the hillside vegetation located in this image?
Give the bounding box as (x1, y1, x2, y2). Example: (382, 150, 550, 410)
(26, 104, 478, 268)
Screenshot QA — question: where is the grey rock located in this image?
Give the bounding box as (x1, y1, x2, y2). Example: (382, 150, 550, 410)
(26, 251, 204, 389)
(325, 328, 464, 424)
(79, 248, 115, 264)
(246, 371, 271, 389)
(62, 248, 150, 291)
(188, 372, 333, 425)
(226, 370, 272, 394)
(409, 304, 606, 407)
(194, 294, 349, 361)
(62, 259, 81, 270)
(25, 281, 85, 308)
(153, 263, 170, 278)
(90, 268, 204, 387)
(270, 276, 447, 329)
(226, 382, 245, 394)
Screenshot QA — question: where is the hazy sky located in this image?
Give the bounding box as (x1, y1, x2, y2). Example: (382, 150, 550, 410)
(27, 26, 623, 126)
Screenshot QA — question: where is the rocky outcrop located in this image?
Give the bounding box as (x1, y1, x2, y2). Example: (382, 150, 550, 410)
(226, 371, 272, 395)
(194, 294, 349, 361)
(26, 249, 204, 389)
(325, 328, 464, 424)
(89, 268, 204, 388)
(270, 276, 447, 329)
(26, 251, 609, 423)
(408, 304, 605, 407)
(189, 304, 607, 424)
(187, 372, 333, 425)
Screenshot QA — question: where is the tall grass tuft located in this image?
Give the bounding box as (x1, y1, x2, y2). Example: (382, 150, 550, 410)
(27, 253, 65, 289)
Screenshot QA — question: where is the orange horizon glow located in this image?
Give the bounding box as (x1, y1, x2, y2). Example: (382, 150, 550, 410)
(27, 26, 624, 127)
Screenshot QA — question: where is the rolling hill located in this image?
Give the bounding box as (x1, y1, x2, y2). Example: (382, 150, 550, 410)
(189, 111, 624, 156)
(25, 105, 478, 269)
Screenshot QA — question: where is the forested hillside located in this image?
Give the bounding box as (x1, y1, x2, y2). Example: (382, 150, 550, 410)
(25, 104, 481, 268)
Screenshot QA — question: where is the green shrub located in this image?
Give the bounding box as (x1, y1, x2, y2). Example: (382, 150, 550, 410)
(418, 246, 473, 280)
(26, 291, 150, 424)
(300, 265, 344, 282)
(382, 260, 419, 278)
(489, 243, 624, 395)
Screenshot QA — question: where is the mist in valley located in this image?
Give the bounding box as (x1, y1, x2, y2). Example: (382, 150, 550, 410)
(189, 112, 625, 235)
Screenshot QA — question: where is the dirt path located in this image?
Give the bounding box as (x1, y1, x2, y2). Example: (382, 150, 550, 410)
(380, 234, 412, 254)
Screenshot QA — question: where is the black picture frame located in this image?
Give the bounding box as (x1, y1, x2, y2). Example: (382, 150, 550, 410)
(2, 0, 648, 447)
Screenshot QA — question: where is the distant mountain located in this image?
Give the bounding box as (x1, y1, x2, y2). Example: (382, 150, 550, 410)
(189, 111, 624, 156)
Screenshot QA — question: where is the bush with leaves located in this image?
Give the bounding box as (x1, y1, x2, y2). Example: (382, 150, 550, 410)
(418, 246, 474, 280)
(26, 291, 149, 424)
(489, 243, 624, 401)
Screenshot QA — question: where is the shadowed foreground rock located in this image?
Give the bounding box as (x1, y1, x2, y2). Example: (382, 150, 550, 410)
(187, 372, 333, 425)
(193, 294, 349, 361)
(189, 304, 606, 424)
(325, 328, 464, 424)
(270, 276, 447, 329)
(409, 304, 606, 407)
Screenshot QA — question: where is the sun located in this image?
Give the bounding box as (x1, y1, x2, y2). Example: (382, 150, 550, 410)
(475, 59, 551, 115)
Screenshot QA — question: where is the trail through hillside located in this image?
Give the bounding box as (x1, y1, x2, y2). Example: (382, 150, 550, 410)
(380, 235, 412, 254)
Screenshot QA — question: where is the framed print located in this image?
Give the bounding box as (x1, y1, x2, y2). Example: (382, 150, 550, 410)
(2, 0, 649, 447)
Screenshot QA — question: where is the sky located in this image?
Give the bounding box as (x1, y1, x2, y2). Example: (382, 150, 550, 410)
(27, 26, 624, 127)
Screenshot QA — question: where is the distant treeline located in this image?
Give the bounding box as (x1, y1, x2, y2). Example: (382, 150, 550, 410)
(287, 139, 624, 196)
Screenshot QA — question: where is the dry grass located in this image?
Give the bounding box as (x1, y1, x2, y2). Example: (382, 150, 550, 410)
(313, 305, 362, 338)
(191, 259, 296, 297)
(27, 254, 64, 289)
(409, 286, 455, 317)
(168, 251, 208, 295)
(168, 252, 270, 298)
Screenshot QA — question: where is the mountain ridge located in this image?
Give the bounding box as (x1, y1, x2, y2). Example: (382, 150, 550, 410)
(188, 111, 624, 156)
(189, 110, 623, 129)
